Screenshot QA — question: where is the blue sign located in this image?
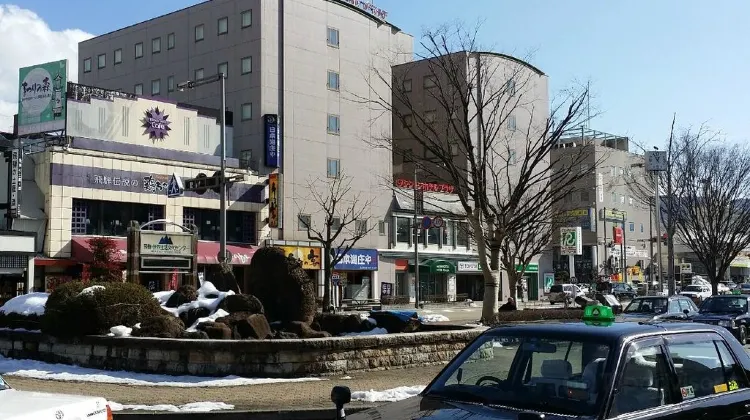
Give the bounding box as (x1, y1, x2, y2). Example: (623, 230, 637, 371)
(166, 173, 184, 198)
(264, 114, 280, 168)
(334, 248, 379, 271)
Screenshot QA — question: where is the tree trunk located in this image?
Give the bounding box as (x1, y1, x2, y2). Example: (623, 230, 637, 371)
(472, 217, 500, 323)
(323, 245, 332, 313)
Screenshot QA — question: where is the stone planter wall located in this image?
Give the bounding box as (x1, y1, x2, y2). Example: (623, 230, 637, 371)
(0, 327, 482, 377)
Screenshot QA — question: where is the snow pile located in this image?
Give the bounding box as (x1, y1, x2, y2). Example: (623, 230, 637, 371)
(108, 401, 234, 412)
(0, 355, 324, 387)
(153, 291, 174, 306)
(420, 314, 450, 323)
(0, 293, 48, 316)
(109, 326, 132, 337)
(79, 285, 105, 296)
(341, 327, 389, 337)
(352, 385, 425, 402)
(159, 281, 234, 319)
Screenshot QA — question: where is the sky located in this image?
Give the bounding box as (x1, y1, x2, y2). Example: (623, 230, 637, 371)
(2, 0, 749, 148)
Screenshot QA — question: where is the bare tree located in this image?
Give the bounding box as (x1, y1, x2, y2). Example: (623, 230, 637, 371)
(297, 173, 376, 312)
(358, 22, 592, 322)
(671, 139, 750, 295)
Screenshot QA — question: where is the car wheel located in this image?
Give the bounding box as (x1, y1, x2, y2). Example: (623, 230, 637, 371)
(740, 325, 747, 345)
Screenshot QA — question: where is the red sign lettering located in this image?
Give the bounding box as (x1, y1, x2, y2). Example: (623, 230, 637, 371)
(394, 179, 455, 194)
(613, 227, 623, 245)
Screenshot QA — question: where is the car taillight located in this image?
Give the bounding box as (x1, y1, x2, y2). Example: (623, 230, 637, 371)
(106, 404, 114, 420)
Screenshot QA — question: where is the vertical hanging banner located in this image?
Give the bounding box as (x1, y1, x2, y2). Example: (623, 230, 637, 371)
(9, 148, 22, 218)
(264, 114, 280, 168)
(268, 173, 281, 228)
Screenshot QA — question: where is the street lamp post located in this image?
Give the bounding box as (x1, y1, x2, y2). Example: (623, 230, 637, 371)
(178, 73, 228, 263)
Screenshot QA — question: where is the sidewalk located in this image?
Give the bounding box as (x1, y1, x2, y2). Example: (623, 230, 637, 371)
(5, 365, 444, 411)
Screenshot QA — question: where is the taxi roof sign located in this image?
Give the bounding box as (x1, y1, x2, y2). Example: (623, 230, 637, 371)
(582, 304, 615, 322)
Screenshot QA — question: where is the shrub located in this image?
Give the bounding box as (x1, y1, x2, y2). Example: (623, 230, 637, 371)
(0, 313, 42, 330)
(491, 308, 584, 324)
(132, 315, 185, 338)
(41, 282, 164, 338)
(247, 247, 316, 324)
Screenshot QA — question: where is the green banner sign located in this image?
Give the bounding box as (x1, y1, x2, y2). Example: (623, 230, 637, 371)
(515, 264, 539, 273)
(18, 59, 68, 136)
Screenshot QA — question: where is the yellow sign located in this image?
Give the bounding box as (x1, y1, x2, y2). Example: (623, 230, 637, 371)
(601, 209, 627, 221)
(566, 209, 589, 217)
(279, 246, 321, 270)
(714, 383, 728, 393)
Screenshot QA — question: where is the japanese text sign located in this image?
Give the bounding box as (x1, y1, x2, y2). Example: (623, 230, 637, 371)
(334, 248, 379, 271)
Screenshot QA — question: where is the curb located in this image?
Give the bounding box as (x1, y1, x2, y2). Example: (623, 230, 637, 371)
(113, 406, 374, 420)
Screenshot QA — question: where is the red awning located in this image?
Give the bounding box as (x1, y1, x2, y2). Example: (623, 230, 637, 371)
(34, 256, 78, 267)
(196, 241, 255, 265)
(70, 236, 255, 266)
(71, 237, 127, 263)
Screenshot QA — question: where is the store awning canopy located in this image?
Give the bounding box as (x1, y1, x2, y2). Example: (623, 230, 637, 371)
(409, 259, 456, 274)
(70, 237, 256, 266)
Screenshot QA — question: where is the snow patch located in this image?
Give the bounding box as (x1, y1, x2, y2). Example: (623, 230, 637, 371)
(420, 314, 450, 323)
(0, 355, 324, 387)
(0, 293, 48, 316)
(159, 281, 234, 319)
(351, 385, 425, 402)
(79, 285, 105, 296)
(340, 327, 388, 337)
(108, 401, 234, 412)
(153, 291, 175, 306)
(109, 326, 132, 337)
(186, 309, 230, 332)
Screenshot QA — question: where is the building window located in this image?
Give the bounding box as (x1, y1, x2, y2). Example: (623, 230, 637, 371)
(218, 17, 228, 34)
(640, 223, 644, 233)
(423, 75, 436, 89)
(135, 42, 143, 58)
(71, 199, 164, 236)
(508, 150, 517, 165)
(71, 200, 88, 234)
(97, 54, 106, 69)
(611, 192, 617, 202)
(403, 114, 413, 128)
(241, 10, 252, 28)
(506, 79, 516, 96)
(195, 24, 204, 42)
(114, 49, 122, 65)
(396, 217, 411, 243)
(327, 158, 340, 178)
(134, 84, 143, 95)
(83, 58, 91, 73)
(327, 114, 340, 134)
(195, 68, 204, 80)
(628, 197, 633, 206)
(507, 115, 517, 131)
(151, 79, 160, 96)
(427, 225, 440, 246)
(184, 208, 256, 243)
(218, 62, 228, 77)
(378, 220, 386, 236)
(581, 164, 589, 174)
(629, 222, 635, 232)
(241, 57, 252, 74)
(326, 27, 339, 47)
(456, 222, 469, 247)
(167, 33, 175, 49)
(241, 103, 252, 121)
(331, 217, 341, 232)
(327, 70, 340, 91)
(403, 79, 412, 92)
(442, 221, 454, 247)
(424, 110, 436, 124)
(355, 220, 367, 235)
(298, 214, 311, 231)
(151, 37, 161, 54)
(167, 76, 175, 92)
(580, 190, 590, 202)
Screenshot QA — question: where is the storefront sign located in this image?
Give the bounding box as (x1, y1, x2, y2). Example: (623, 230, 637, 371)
(563, 208, 595, 231)
(18, 59, 67, 135)
(140, 232, 192, 256)
(268, 173, 280, 228)
(279, 246, 321, 270)
(334, 248, 378, 271)
(601, 208, 627, 222)
(457, 261, 482, 272)
(141, 107, 171, 141)
(560, 227, 582, 255)
(381, 282, 393, 297)
(9, 148, 22, 218)
(543, 272, 555, 293)
(515, 263, 539, 273)
(395, 178, 455, 194)
(613, 226, 623, 244)
(264, 114, 280, 168)
(341, 0, 388, 20)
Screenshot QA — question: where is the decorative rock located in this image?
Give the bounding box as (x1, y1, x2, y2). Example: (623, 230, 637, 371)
(197, 322, 233, 340)
(216, 312, 271, 339)
(218, 294, 264, 314)
(368, 312, 421, 334)
(165, 285, 198, 308)
(181, 330, 209, 340)
(132, 315, 185, 338)
(284, 321, 332, 339)
(314, 313, 364, 336)
(179, 307, 211, 329)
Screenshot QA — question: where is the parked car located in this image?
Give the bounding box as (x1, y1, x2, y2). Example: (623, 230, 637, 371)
(0, 374, 112, 420)
(679, 284, 712, 303)
(332, 307, 750, 419)
(738, 283, 750, 294)
(618, 295, 699, 323)
(693, 294, 750, 344)
(548, 284, 582, 304)
(610, 282, 637, 301)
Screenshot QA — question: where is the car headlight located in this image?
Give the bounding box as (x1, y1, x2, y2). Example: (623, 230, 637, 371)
(718, 320, 735, 328)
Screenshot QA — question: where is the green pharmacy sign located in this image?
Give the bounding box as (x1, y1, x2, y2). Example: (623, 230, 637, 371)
(18, 59, 68, 136)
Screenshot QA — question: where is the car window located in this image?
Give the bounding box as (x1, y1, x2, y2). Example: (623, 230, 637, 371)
(700, 297, 748, 313)
(550, 285, 563, 293)
(678, 299, 697, 312)
(668, 300, 681, 313)
(624, 298, 667, 314)
(684, 285, 702, 292)
(666, 337, 748, 399)
(609, 341, 676, 417)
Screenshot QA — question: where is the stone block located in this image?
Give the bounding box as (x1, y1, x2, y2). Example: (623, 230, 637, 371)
(92, 345, 109, 358)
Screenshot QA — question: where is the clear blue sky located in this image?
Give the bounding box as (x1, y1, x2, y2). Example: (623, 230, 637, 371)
(17, 0, 750, 147)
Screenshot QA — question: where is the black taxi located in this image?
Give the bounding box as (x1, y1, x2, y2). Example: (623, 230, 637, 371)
(331, 305, 750, 419)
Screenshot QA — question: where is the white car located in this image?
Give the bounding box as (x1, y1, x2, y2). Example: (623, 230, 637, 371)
(679, 284, 712, 303)
(0, 375, 112, 420)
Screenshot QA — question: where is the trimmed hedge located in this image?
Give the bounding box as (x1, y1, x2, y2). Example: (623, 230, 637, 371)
(492, 308, 585, 324)
(41, 281, 164, 338)
(0, 312, 42, 330)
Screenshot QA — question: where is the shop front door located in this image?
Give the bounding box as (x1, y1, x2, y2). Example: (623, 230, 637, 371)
(527, 273, 540, 300)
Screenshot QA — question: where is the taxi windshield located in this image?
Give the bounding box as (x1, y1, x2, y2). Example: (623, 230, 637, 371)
(700, 296, 748, 313)
(425, 333, 612, 416)
(623, 298, 667, 314)
(683, 285, 703, 292)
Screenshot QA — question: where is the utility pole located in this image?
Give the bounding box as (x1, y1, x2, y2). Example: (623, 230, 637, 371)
(621, 213, 627, 283)
(413, 162, 421, 309)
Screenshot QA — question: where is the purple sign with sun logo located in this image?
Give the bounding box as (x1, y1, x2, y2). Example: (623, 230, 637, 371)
(141, 107, 171, 141)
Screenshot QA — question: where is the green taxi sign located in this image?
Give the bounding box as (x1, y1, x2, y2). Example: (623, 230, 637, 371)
(732, 289, 741, 295)
(582, 305, 616, 322)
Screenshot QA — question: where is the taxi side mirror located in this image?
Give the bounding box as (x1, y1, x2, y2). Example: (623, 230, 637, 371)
(331, 385, 351, 420)
(683, 309, 690, 315)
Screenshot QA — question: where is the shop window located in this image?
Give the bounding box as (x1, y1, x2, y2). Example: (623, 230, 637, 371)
(184, 207, 256, 243)
(442, 220, 453, 247)
(427, 226, 440, 246)
(71, 199, 164, 236)
(456, 222, 469, 247)
(396, 217, 411, 243)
